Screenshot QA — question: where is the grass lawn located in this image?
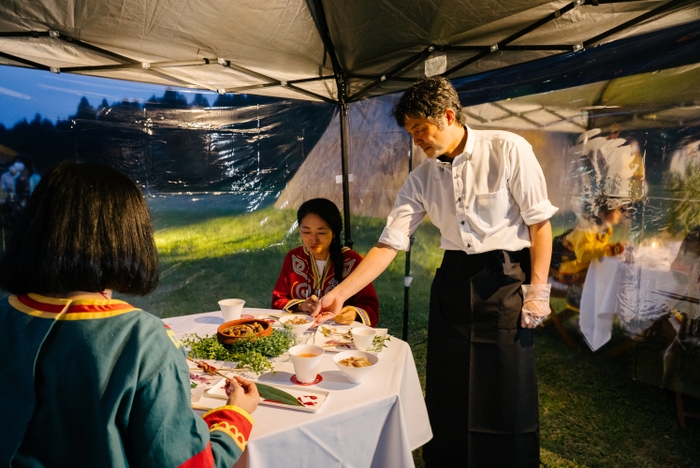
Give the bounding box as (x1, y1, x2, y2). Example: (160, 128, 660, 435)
(124, 201, 700, 468)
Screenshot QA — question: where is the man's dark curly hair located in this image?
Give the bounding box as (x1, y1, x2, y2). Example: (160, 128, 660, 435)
(392, 76, 467, 129)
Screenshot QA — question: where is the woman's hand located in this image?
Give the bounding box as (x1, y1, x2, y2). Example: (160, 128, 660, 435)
(296, 294, 319, 314)
(225, 375, 259, 414)
(334, 306, 357, 325)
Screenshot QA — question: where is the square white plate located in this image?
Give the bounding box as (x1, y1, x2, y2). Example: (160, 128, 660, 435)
(314, 324, 388, 353)
(188, 359, 238, 390)
(206, 378, 329, 413)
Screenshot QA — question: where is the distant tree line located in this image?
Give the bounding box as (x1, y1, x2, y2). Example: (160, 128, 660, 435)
(0, 90, 334, 204)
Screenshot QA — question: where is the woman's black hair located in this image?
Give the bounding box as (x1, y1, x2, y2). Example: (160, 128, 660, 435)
(0, 161, 159, 296)
(297, 198, 344, 282)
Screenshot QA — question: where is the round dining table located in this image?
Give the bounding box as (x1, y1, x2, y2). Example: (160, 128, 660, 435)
(163, 308, 433, 468)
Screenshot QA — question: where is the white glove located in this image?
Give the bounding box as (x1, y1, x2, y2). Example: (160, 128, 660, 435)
(521, 283, 551, 329)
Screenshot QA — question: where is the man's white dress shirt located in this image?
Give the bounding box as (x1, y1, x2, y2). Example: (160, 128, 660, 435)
(379, 125, 558, 254)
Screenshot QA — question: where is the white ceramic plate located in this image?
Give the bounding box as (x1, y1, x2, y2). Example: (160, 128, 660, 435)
(314, 324, 388, 353)
(187, 360, 238, 390)
(206, 378, 329, 413)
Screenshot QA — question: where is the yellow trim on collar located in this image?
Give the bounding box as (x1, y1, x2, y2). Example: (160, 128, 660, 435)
(9, 293, 139, 320)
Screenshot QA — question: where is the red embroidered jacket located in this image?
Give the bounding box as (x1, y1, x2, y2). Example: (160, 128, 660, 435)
(271, 246, 380, 327)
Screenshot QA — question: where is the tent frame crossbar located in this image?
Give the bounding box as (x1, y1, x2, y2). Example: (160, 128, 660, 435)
(348, 46, 436, 102)
(0, 50, 50, 71)
(342, 0, 689, 95)
(0, 30, 336, 103)
(443, 0, 583, 77)
(583, 0, 693, 47)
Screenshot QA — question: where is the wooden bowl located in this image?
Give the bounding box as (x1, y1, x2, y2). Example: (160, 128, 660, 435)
(217, 318, 273, 345)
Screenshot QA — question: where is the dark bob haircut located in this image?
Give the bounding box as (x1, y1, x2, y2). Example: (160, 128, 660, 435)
(392, 76, 467, 129)
(0, 161, 159, 296)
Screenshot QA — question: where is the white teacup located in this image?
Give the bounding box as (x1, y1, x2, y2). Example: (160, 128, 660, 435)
(219, 298, 245, 322)
(351, 327, 376, 351)
(288, 344, 324, 384)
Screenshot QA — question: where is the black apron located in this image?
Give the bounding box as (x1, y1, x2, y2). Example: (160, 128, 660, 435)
(422, 249, 540, 468)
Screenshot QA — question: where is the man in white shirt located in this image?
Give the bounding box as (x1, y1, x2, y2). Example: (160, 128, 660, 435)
(313, 76, 556, 467)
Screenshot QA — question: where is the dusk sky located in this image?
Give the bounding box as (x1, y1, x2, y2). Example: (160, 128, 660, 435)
(0, 65, 219, 128)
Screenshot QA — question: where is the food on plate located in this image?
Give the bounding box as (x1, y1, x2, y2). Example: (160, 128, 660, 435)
(338, 356, 372, 368)
(190, 372, 210, 386)
(286, 316, 311, 325)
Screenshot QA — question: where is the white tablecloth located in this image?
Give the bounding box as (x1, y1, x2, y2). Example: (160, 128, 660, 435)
(163, 309, 432, 468)
(580, 242, 700, 351)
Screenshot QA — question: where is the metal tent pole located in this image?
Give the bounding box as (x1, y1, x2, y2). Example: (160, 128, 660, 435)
(305, 0, 353, 247)
(402, 142, 414, 341)
(338, 74, 353, 248)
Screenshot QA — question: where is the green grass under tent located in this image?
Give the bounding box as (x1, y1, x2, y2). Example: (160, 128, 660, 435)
(111, 197, 700, 467)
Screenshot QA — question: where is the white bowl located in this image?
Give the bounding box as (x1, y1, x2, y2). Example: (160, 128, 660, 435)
(333, 350, 379, 384)
(279, 313, 314, 335)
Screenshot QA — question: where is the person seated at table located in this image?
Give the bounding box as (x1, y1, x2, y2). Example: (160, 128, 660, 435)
(0, 161, 259, 467)
(556, 196, 629, 309)
(272, 198, 379, 326)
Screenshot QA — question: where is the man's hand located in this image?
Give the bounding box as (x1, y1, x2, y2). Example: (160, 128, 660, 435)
(311, 290, 345, 325)
(225, 375, 259, 414)
(521, 283, 551, 329)
(310, 243, 397, 326)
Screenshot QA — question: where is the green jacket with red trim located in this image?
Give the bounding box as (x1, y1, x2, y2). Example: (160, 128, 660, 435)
(0, 293, 253, 467)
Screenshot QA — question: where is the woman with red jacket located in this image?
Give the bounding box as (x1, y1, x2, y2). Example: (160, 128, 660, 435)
(271, 198, 379, 327)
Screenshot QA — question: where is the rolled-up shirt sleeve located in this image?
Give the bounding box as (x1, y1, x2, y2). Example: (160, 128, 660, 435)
(507, 139, 558, 225)
(378, 175, 427, 251)
(520, 199, 558, 226)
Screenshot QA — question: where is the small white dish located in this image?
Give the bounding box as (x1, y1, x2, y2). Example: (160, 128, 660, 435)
(279, 313, 314, 335)
(333, 350, 379, 384)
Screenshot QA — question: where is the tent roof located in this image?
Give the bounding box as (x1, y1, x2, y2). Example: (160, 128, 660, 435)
(1, 0, 699, 104)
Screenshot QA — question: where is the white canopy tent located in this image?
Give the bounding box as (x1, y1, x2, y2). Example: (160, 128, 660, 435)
(1, 1, 698, 103)
(2, 1, 700, 239)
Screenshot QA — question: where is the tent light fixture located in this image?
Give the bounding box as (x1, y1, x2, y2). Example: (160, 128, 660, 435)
(428, 46, 435, 52)
(490, 44, 499, 53)
(554, 10, 561, 18)
(573, 43, 584, 52)
(574, 0, 584, 6)
(48, 30, 60, 38)
(217, 88, 226, 95)
(50, 66, 60, 74)
(280, 81, 288, 86)
(141, 62, 150, 69)
(380, 75, 386, 81)
(217, 58, 228, 66)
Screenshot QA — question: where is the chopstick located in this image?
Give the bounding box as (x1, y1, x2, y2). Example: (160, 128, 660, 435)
(187, 357, 236, 380)
(651, 290, 700, 304)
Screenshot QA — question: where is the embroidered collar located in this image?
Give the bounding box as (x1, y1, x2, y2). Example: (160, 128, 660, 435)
(302, 245, 331, 296)
(9, 293, 139, 320)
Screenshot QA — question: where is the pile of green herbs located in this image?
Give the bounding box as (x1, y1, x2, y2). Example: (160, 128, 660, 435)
(183, 328, 295, 374)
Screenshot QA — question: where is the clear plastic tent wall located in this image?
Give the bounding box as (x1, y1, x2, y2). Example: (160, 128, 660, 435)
(464, 64, 700, 399)
(2, 60, 700, 400)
